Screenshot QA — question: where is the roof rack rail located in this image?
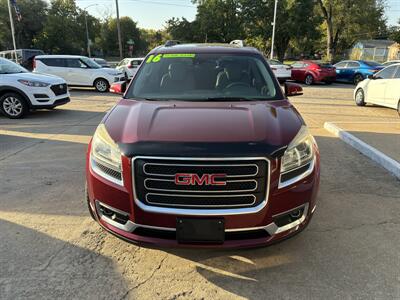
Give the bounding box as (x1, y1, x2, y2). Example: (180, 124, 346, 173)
(165, 40, 181, 47)
(230, 40, 245, 47)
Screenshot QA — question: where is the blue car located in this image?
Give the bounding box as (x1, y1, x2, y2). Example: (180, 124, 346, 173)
(334, 60, 383, 85)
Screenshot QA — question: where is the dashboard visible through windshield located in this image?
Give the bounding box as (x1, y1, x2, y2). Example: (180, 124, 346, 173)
(126, 53, 280, 101)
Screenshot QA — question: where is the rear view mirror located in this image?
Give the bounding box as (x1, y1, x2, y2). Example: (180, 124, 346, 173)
(284, 82, 303, 97)
(110, 81, 126, 95)
(368, 75, 375, 80)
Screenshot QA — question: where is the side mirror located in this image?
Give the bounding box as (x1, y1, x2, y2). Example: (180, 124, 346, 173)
(110, 81, 126, 95)
(368, 74, 375, 80)
(284, 82, 303, 97)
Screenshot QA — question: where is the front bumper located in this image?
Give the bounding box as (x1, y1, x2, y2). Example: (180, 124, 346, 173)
(86, 145, 320, 248)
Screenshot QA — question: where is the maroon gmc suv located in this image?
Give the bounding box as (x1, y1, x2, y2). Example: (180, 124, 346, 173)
(86, 43, 320, 248)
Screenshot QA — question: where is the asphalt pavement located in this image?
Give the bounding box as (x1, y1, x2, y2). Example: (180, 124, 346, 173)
(0, 85, 399, 299)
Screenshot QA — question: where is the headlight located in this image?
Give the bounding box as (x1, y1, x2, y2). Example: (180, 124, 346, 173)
(91, 124, 122, 178)
(18, 79, 50, 87)
(281, 126, 315, 174)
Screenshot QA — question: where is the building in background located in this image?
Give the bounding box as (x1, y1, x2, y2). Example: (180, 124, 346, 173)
(350, 40, 395, 62)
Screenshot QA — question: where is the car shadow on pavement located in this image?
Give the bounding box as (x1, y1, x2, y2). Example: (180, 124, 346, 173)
(0, 218, 129, 299)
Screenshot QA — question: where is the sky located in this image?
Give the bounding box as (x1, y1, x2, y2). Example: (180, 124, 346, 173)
(71, 0, 400, 30)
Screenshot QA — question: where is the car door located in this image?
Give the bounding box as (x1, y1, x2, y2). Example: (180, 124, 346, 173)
(38, 58, 67, 79)
(383, 66, 400, 108)
(334, 62, 348, 81)
(291, 62, 304, 81)
(344, 61, 360, 82)
(367, 65, 396, 104)
(65, 58, 90, 86)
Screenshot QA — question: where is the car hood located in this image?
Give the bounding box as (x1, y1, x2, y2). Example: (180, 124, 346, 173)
(104, 99, 303, 157)
(8, 72, 65, 83)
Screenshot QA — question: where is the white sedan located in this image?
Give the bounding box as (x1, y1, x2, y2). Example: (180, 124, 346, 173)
(267, 59, 292, 82)
(354, 63, 400, 114)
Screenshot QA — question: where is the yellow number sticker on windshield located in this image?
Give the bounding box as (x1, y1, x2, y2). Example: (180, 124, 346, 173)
(146, 55, 155, 63)
(152, 54, 163, 63)
(146, 53, 195, 63)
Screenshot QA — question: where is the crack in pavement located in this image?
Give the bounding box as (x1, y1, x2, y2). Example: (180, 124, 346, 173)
(119, 253, 168, 300)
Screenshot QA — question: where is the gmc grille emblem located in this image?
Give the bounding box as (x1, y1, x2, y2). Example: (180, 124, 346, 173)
(174, 173, 227, 186)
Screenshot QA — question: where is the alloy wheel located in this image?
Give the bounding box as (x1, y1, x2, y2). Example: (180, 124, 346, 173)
(355, 89, 366, 106)
(305, 75, 313, 85)
(3, 96, 23, 117)
(95, 80, 108, 92)
(353, 74, 363, 85)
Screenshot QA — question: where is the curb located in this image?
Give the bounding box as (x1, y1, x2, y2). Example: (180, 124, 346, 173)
(324, 122, 400, 179)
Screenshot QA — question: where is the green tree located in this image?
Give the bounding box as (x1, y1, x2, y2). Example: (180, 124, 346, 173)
(0, 0, 48, 50)
(140, 29, 170, 53)
(165, 17, 198, 42)
(194, 0, 243, 42)
(100, 17, 143, 57)
(317, 0, 387, 61)
(240, 0, 321, 61)
(34, 0, 84, 54)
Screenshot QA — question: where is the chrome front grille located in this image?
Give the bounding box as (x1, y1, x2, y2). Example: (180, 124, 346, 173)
(133, 157, 269, 210)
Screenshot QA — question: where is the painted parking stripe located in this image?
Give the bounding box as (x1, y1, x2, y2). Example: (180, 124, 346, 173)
(324, 122, 400, 179)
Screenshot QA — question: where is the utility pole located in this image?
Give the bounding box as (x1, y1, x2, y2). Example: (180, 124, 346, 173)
(270, 0, 278, 59)
(7, 0, 17, 62)
(115, 0, 123, 60)
(84, 12, 91, 57)
(84, 4, 98, 58)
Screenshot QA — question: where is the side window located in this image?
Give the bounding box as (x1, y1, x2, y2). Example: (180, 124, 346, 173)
(118, 59, 127, 67)
(347, 62, 360, 68)
(291, 62, 303, 68)
(335, 62, 347, 68)
(394, 66, 400, 79)
(130, 60, 141, 68)
(66, 59, 85, 68)
(375, 66, 397, 79)
(40, 58, 65, 67)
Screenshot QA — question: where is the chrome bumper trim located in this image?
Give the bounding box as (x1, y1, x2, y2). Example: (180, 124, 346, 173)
(95, 200, 309, 237)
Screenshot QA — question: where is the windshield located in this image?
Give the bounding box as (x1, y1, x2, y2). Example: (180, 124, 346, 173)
(81, 57, 101, 69)
(126, 53, 279, 101)
(364, 61, 382, 67)
(0, 58, 27, 74)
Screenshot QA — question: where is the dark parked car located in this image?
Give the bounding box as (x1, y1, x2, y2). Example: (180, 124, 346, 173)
(0, 49, 44, 71)
(291, 60, 336, 85)
(334, 60, 383, 85)
(86, 42, 320, 248)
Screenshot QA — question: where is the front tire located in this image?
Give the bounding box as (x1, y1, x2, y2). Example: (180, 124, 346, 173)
(353, 74, 364, 85)
(0, 92, 29, 119)
(94, 78, 109, 93)
(304, 74, 314, 85)
(355, 88, 366, 106)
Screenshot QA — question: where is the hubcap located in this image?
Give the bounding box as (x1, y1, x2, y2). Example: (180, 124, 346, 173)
(3, 97, 23, 116)
(306, 76, 312, 85)
(356, 91, 363, 103)
(96, 80, 107, 91)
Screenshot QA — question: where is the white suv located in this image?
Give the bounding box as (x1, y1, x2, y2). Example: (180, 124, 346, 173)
(0, 58, 70, 119)
(34, 55, 125, 92)
(116, 58, 144, 80)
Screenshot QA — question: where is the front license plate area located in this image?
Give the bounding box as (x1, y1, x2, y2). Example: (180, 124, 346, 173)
(176, 218, 225, 244)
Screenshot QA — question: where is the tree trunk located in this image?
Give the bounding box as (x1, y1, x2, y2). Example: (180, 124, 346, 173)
(317, 0, 334, 62)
